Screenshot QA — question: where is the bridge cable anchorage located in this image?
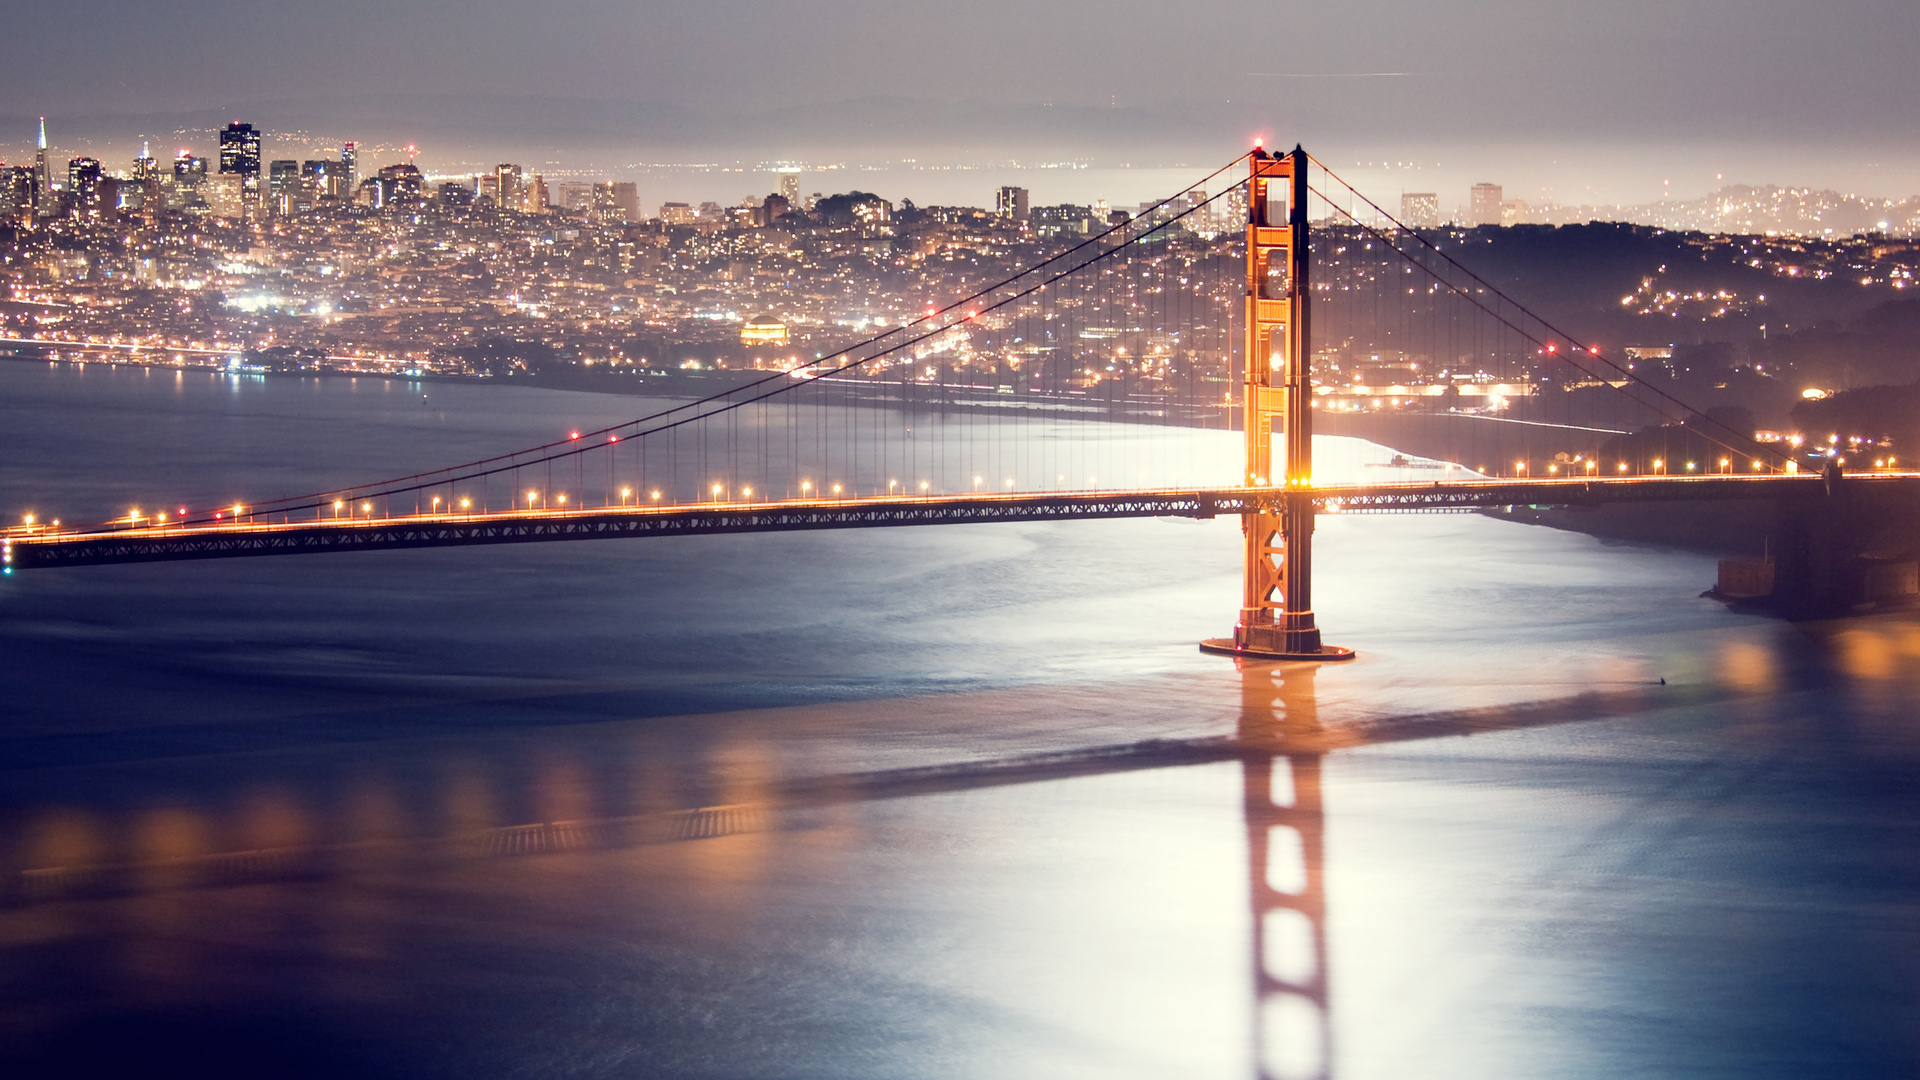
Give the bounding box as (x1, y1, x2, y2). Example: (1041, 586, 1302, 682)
(97, 153, 1256, 536)
(1302, 154, 1790, 471)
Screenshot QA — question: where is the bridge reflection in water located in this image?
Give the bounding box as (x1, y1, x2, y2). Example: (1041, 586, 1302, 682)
(1238, 660, 1333, 1080)
(0, 647, 1809, 1076)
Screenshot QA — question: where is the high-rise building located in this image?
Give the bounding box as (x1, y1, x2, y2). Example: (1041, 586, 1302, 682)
(268, 160, 300, 215)
(526, 174, 549, 213)
(219, 122, 262, 208)
(1400, 192, 1439, 228)
(340, 142, 357, 193)
(494, 164, 523, 211)
(996, 185, 1030, 221)
(174, 151, 207, 189)
(376, 163, 423, 207)
(66, 157, 104, 219)
(607, 181, 638, 223)
(32, 118, 51, 218)
(586, 181, 638, 225)
(204, 173, 246, 219)
(779, 171, 800, 207)
(659, 201, 695, 226)
(132, 141, 158, 183)
(1470, 183, 1503, 227)
(1, 165, 35, 221)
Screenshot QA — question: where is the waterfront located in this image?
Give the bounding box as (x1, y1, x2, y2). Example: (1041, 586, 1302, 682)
(2, 362, 1917, 1077)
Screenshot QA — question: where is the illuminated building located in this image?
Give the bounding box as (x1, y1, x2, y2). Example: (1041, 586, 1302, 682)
(1470, 182, 1503, 227)
(375, 163, 424, 207)
(779, 171, 800, 207)
(132, 141, 158, 183)
(341, 141, 357, 192)
(0, 165, 33, 221)
(268, 159, 299, 215)
(32, 117, 51, 218)
(174, 151, 207, 189)
(66, 157, 103, 219)
(219, 122, 262, 208)
(204, 173, 245, 218)
(660, 201, 696, 225)
(996, 185, 1029, 221)
(526, 174, 549, 213)
(495, 164, 523, 211)
(301, 159, 345, 202)
(740, 318, 789, 345)
(1400, 192, 1439, 227)
(588, 181, 637, 225)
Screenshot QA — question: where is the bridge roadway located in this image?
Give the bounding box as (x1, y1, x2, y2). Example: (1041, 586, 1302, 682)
(5, 472, 1913, 570)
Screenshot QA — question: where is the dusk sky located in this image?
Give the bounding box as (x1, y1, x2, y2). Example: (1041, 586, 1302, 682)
(4, 0, 1918, 205)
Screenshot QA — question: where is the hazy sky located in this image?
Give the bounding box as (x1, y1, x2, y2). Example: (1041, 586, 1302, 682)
(4, 0, 1917, 205)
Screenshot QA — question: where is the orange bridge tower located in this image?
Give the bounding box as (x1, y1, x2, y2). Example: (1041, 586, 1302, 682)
(1204, 146, 1354, 662)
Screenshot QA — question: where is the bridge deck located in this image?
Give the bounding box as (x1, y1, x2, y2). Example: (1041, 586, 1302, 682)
(4, 473, 1907, 570)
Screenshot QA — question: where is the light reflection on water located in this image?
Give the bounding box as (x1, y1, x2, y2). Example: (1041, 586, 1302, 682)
(2, 362, 1919, 1076)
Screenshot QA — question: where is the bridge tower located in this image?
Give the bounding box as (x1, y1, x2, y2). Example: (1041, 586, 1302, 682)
(1205, 146, 1353, 661)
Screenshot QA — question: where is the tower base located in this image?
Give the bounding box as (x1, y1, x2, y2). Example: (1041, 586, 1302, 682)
(1201, 615, 1355, 661)
(1199, 638, 1356, 662)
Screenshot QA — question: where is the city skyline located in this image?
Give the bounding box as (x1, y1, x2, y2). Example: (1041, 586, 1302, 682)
(9, 111, 1920, 238)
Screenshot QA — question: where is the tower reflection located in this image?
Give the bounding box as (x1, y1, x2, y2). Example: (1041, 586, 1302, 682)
(1237, 659, 1332, 1080)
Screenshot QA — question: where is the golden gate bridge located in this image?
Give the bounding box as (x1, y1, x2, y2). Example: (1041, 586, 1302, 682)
(5, 146, 1908, 645)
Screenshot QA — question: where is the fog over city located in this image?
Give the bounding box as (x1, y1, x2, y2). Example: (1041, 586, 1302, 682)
(3, 0, 1918, 208)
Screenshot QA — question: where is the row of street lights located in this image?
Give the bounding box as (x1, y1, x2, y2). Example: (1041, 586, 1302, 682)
(74, 474, 1083, 536)
(1503, 455, 1785, 478)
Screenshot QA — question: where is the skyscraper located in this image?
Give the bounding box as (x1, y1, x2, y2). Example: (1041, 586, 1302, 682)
(341, 142, 357, 193)
(0, 167, 32, 221)
(268, 160, 299, 215)
(219, 122, 262, 208)
(588, 181, 638, 225)
(494, 164, 523, 211)
(132, 141, 158, 183)
(1400, 192, 1439, 228)
(66, 157, 104, 219)
(779, 171, 800, 207)
(174, 151, 207, 189)
(1470, 183, 1503, 227)
(996, 185, 1030, 221)
(32, 118, 51, 219)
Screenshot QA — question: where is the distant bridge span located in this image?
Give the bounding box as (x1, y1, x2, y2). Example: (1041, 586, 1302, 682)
(6, 473, 1901, 571)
